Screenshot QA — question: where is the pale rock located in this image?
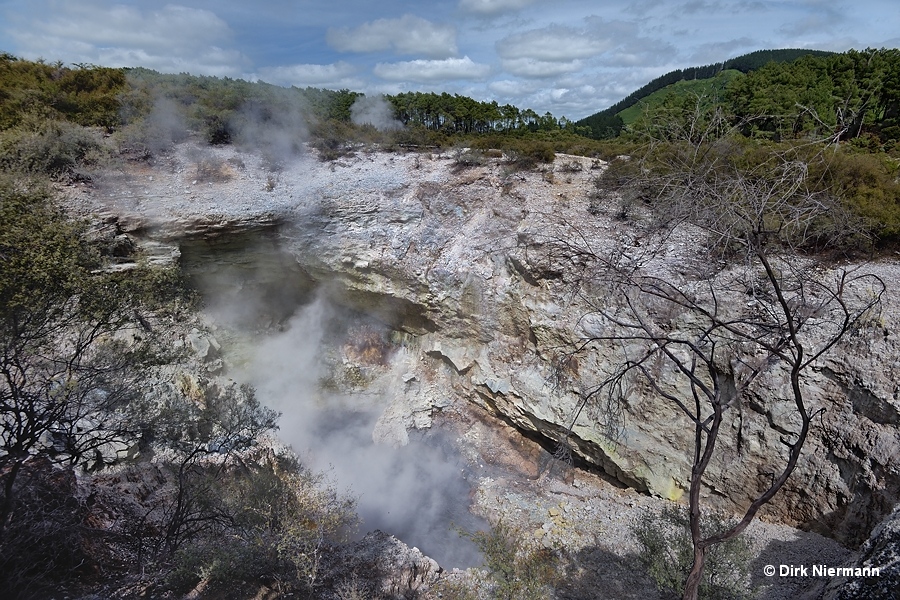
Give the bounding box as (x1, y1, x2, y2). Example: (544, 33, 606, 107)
(79, 142, 900, 547)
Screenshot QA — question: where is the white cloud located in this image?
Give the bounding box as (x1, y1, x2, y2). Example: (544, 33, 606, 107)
(493, 19, 673, 78)
(327, 15, 457, 58)
(488, 78, 544, 97)
(255, 62, 361, 89)
(458, 0, 538, 15)
(687, 37, 758, 63)
(500, 57, 584, 77)
(582, 17, 678, 68)
(373, 56, 491, 82)
(679, 0, 726, 14)
(9, 2, 250, 76)
(497, 24, 612, 62)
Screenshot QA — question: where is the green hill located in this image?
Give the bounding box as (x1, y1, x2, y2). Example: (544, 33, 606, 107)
(616, 69, 742, 126)
(576, 48, 836, 139)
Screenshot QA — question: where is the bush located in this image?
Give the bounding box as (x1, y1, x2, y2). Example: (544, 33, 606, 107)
(503, 140, 556, 171)
(0, 55, 126, 131)
(809, 149, 900, 239)
(166, 450, 357, 596)
(0, 460, 93, 600)
(0, 118, 110, 180)
(558, 159, 583, 173)
(632, 505, 753, 600)
(461, 520, 561, 600)
(453, 146, 487, 169)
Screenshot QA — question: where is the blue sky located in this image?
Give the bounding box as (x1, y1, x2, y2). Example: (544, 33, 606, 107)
(1, 0, 898, 119)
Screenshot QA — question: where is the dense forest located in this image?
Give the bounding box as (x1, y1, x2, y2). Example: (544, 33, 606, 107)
(577, 48, 839, 139)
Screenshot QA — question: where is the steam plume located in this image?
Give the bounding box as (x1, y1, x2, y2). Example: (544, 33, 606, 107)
(350, 95, 404, 131)
(237, 296, 484, 568)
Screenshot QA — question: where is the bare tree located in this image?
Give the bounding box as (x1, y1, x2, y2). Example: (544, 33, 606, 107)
(136, 382, 278, 560)
(0, 307, 144, 536)
(543, 104, 885, 599)
(0, 182, 151, 542)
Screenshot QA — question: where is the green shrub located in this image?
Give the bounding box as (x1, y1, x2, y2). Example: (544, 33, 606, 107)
(167, 451, 357, 596)
(453, 146, 487, 168)
(0, 118, 110, 180)
(461, 520, 561, 600)
(810, 149, 900, 238)
(632, 505, 753, 600)
(0, 54, 126, 130)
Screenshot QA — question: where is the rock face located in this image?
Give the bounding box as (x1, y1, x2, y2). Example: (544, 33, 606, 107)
(319, 530, 445, 599)
(823, 504, 900, 599)
(81, 142, 900, 546)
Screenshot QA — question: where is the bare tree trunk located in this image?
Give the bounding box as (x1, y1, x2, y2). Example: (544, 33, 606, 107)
(683, 546, 706, 600)
(0, 460, 23, 540)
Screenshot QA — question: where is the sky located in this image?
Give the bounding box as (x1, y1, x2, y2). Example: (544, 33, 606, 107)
(1, 0, 899, 120)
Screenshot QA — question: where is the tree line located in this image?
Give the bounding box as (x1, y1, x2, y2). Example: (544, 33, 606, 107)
(576, 48, 841, 139)
(727, 48, 900, 143)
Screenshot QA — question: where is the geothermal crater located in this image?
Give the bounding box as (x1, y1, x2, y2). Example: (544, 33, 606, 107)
(68, 141, 900, 598)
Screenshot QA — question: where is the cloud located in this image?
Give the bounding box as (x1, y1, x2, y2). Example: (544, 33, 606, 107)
(583, 17, 678, 68)
(8, 2, 249, 76)
(679, 0, 725, 14)
(497, 24, 613, 62)
(489, 67, 673, 120)
(327, 15, 457, 58)
(255, 62, 361, 89)
(500, 57, 584, 78)
(774, 0, 850, 38)
(458, 0, 538, 15)
(373, 56, 491, 82)
(687, 37, 758, 63)
(488, 78, 543, 97)
(494, 18, 676, 77)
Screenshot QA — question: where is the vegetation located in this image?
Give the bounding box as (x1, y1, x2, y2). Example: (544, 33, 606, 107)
(164, 449, 356, 597)
(566, 99, 887, 600)
(0, 166, 357, 599)
(576, 48, 836, 138)
(616, 70, 741, 126)
(633, 505, 753, 600)
(726, 49, 900, 144)
(455, 520, 560, 600)
(603, 95, 900, 244)
(0, 177, 159, 595)
(0, 117, 110, 181)
(0, 52, 125, 130)
(579, 47, 900, 153)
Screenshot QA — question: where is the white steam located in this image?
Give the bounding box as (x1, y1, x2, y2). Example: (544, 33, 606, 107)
(236, 296, 484, 568)
(231, 88, 309, 168)
(350, 95, 404, 131)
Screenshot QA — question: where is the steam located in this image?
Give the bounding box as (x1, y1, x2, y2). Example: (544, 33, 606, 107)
(350, 95, 404, 131)
(119, 94, 188, 156)
(235, 295, 484, 568)
(127, 81, 311, 168)
(231, 87, 309, 168)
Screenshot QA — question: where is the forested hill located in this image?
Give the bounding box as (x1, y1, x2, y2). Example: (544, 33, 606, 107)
(576, 48, 836, 139)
